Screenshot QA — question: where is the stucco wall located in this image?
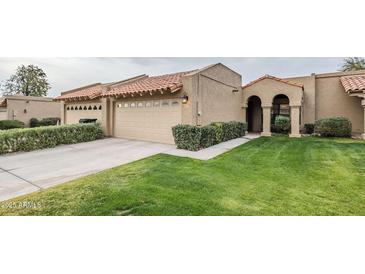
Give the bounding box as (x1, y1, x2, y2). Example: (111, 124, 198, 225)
(243, 79, 303, 107)
(0, 108, 8, 120)
(6, 97, 61, 126)
(315, 76, 364, 134)
(284, 75, 315, 125)
(64, 100, 102, 124)
(183, 64, 243, 126)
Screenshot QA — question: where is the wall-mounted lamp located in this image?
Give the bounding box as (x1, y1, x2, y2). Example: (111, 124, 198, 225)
(23, 109, 27, 113)
(232, 88, 239, 93)
(181, 95, 189, 104)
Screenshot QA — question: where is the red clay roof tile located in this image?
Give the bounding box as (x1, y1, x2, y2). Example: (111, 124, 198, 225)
(340, 75, 365, 93)
(103, 70, 194, 98)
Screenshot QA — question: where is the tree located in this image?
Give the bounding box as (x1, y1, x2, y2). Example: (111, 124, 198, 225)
(340, 57, 365, 72)
(1, 65, 51, 96)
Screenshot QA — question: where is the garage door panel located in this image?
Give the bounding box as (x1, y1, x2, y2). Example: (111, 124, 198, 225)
(114, 100, 181, 144)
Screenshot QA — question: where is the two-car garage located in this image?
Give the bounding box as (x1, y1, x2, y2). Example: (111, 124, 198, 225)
(113, 99, 182, 144)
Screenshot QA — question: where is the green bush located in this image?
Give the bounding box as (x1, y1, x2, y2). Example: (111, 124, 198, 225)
(272, 115, 290, 134)
(30, 117, 60, 128)
(304, 123, 315, 134)
(0, 123, 103, 154)
(172, 121, 247, 151)
(171, 124, 202, 151)
(0, 120, 25, 130)
(314, 117, 352, 137)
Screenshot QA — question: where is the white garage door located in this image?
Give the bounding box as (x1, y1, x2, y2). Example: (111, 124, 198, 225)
(114, 99, 182, 144)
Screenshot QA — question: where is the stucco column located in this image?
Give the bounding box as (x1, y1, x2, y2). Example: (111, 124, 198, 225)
(361, 99, 365, 140)
(242, 103, 247, 123)
(60, 101, 65, 125)
(108, 97, 115, 136)
(289, 105, 301, 138)
(261, 105, 271, 137)
(101, 97, 109, 136)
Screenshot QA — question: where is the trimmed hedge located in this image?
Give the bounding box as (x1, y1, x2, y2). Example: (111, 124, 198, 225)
(0, 123, 103, 154)
(272, 115, 290, 134)
(304, 123, 315, 134)
(0, 120, 25, 130)
(172, 121, 247, 151)
(314, 117, 352, 137)
(30, 117, 60, 128)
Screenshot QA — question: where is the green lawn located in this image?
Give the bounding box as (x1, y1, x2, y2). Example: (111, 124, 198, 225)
(1, 137, 365, 216)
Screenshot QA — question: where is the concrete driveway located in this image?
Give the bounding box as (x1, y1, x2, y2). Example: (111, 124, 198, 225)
(0, 138, 174, 201)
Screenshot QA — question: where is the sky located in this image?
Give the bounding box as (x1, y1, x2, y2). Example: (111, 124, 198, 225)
(0, 57, 345, 97)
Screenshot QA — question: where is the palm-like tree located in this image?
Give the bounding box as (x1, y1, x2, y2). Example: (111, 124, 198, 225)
(340, 57, 365, 72)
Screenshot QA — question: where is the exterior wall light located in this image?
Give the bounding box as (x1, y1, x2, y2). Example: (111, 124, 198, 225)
(181, 95, 189, 104)
(232, 88, 239, 93)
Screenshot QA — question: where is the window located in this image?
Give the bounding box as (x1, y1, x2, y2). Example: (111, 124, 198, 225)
(153, 101, 160, 107)
(171, 101, 179, 106)
(88, 106, 92, 110)
(117, 103, 122, 108)
(161, 101, 169, 107)
(99, 105, 102, 110)
(123, 103, 129, 108)
(137, 102, 144, 108)
(83, 106, 87, 110)
(79, 106, 83, 111)
(66, 107, 70, 110)
(130, 102, 136, 108)
(93, 105, 97, 110)
(71, 106, 74, 110)
(145, 101, 152, 107)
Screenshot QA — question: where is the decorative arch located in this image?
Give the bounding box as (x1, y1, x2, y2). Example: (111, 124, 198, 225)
(242, 75, 303, 137)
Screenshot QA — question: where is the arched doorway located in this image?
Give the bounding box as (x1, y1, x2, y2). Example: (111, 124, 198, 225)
(247, 96, 262, 132)
(271, 94, 290, 132)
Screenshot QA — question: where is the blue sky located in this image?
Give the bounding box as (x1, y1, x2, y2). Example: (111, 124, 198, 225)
(0, 57, 345, 97)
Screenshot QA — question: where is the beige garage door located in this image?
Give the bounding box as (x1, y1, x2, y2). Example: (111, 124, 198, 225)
(114, 99, 182, 144)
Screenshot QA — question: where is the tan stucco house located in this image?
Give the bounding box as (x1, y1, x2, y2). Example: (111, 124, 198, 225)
(56, 63, 365, 144)
(0, 95, 61, 126)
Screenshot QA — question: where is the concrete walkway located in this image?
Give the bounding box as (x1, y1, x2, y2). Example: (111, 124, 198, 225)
(165, 133, 260, 160)
(0, 134, 259, 202)
(0, 138, 173, 202)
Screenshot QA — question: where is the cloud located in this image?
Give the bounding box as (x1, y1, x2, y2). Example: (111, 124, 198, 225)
(0, 57, 344, 97)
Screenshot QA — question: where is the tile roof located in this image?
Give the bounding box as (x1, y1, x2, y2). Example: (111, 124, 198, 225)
(56, 71, 194, 101)
(56, 83, 104, 101)
(0, 98, 6, 107)
(340, 74, 365, 93)
(103, 70, 195, 98)
(242, 75, 304, 89)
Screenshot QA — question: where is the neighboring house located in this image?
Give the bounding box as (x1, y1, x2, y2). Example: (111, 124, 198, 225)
(57, 63, 243, 144)
(56, 63, 365, 144)
(0, 95, 61, 126)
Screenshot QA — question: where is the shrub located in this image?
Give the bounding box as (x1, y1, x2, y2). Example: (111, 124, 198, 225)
(0, 123, 103, 154)
(210, 122, 224, 143)
(172, 121, 247, 151)
(272, 115, 290, 134)
(171, 124, 202, 151)
(0, 120, 25, 130)
(314, 117, 352, 137)
(304, 123, 315, 134)
(30, 117, 60, 128)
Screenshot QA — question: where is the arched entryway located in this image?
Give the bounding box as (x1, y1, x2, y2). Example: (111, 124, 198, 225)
(247, 96, 262, 132)
(271, 94, 290, 130)
(242, 75, 303, 137)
